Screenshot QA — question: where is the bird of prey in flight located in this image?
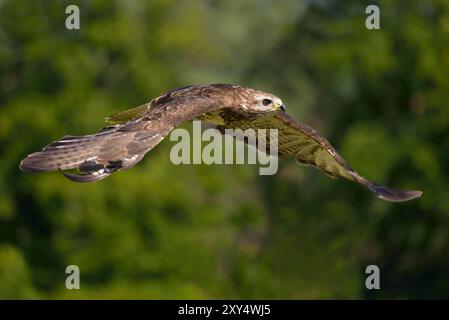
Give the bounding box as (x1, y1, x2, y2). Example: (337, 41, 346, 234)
(19, 84, 422, 202)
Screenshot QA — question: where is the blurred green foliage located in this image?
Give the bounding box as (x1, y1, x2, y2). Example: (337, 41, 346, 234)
(0, 0, 448, 299)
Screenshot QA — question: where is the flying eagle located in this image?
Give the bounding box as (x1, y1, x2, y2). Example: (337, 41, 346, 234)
(19, 84, 422, 202)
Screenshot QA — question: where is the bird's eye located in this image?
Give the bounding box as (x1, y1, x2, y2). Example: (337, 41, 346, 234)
(262, 99, 272, 106)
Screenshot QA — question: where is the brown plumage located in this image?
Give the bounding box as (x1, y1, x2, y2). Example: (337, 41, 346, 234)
(19, 84, 422, 202)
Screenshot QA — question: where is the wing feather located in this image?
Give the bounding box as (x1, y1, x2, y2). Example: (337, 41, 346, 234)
(20, 85, 224, 182)
(217, 111, 422, 202)
(105, 103, 151, 125)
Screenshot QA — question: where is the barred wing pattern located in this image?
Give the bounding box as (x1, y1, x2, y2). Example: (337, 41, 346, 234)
(19, 85, 226, 182)
(218, 111, 422, 202)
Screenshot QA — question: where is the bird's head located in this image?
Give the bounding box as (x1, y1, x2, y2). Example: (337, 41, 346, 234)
(247, 89, 286, 113)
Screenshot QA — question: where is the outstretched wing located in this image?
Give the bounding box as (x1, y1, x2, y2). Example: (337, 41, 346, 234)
(20, 86, 223, 182)
(105, 103, 151, 125)
(103, 85, 200, 125)
(19, 124, 170, 182)
(217, 111, 422, 202)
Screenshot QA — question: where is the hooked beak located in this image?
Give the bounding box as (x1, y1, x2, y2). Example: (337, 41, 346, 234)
(279, 104, 286, 112)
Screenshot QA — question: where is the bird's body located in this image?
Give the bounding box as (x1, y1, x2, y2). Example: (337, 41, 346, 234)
(20, 84, 422, 202)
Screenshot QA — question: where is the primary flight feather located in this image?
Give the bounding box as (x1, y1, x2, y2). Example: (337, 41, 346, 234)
(19, 84, 422, 202)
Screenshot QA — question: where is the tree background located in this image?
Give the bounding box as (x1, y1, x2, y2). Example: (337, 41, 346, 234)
(0, 0, 448, 299)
